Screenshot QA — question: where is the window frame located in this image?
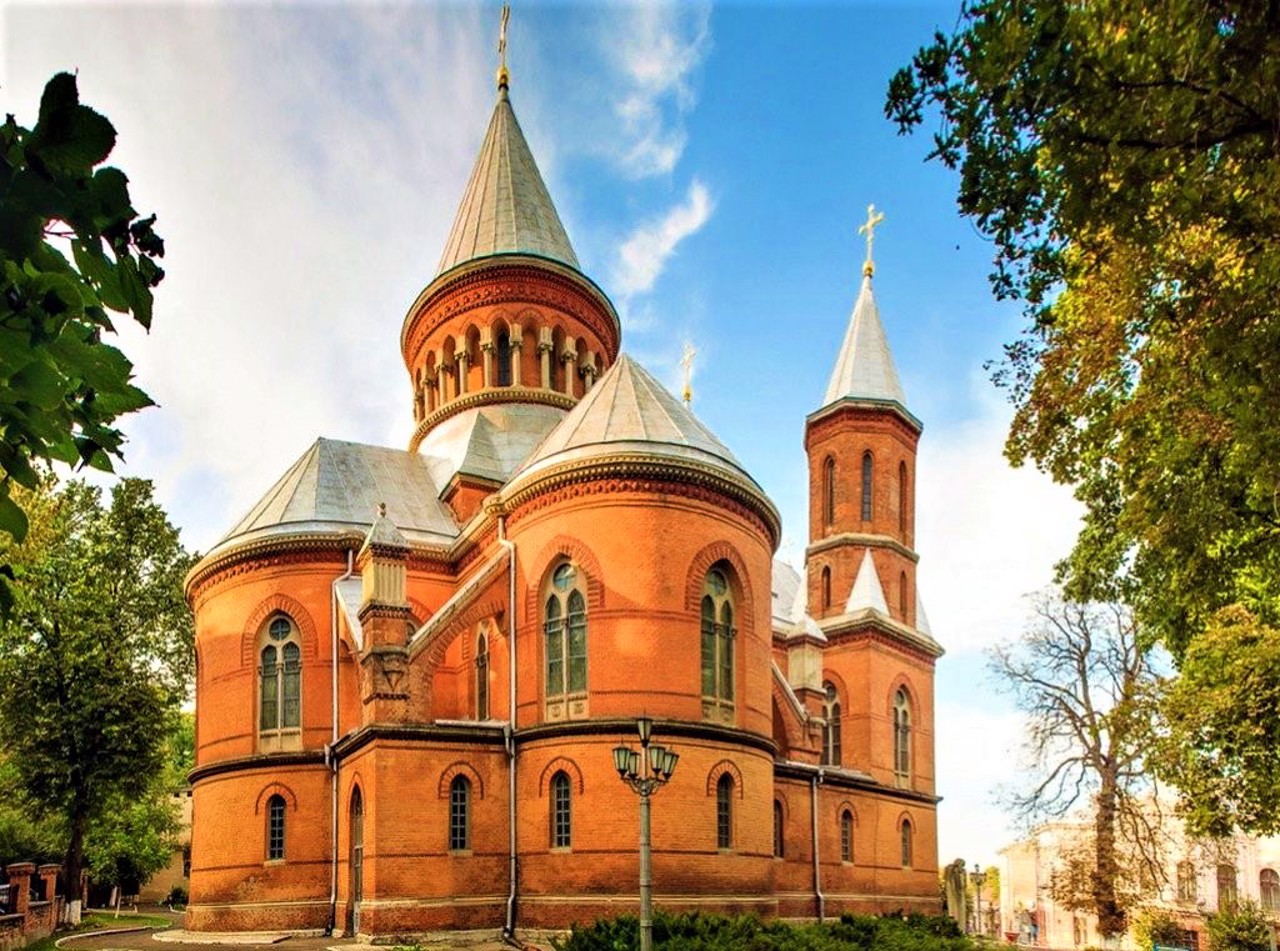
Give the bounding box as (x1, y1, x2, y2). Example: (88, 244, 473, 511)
(266, 794, 286, 862)
(822, 681, 842, 766)
(900, 818, 913, 868)
(475, 631, 489, 720)
(822, 456, 836, 529)
(716, 773, 734, 850)
(773, 800, 784, 858)
(258, 615, 302, 750)
(893, 687, 912, 785)
(860, 451, 873, 522)
(700, 566, 737, 721)
(550, 771, 572, 850)
(840, 809, 854, 864)
(449, 776, 471, 852)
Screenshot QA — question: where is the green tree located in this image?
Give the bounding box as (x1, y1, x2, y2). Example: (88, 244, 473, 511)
(0, 478, 194, 920)
(1, 72, 164, 610)
(1205, 901, 1272, 951)
(886, 0, 1280, 834)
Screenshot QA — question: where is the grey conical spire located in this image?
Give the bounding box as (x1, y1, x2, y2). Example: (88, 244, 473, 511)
(822, 273, 907, 409)
(436, 87, 580, 277)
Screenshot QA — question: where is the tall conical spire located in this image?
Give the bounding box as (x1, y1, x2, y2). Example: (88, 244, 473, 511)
(435, 9, 580, 278)
(821, 205, 906, 408)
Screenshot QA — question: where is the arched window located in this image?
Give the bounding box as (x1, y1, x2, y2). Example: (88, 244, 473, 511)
(544, 563, 588, 698)
(1261, 869, 1279, 911)
(840, 810, 854, 863)
(496, 331, 512, 387)
(821, 567, 831, 611)
(550, 771, 571, 849)
(821, 682, 842, 766)
(773, 800, 784, 858)
(900, 818, 913, 867)
(700, 568, 736, 712)
(860, 451, 873, 522)
(899, 571, 909, 621)
(894, 688, 912, 783)
(449, 776, 470, 851)
(475, 631, 489, 720)
(822, 456, 836, 528)
(1176, 860, 1197, 902)
(259, 616, 301, 736)
(1217, 864, 1238, 910)
(716, 773, 734, 849)
(898, 461, 909, 535)
(266, 794, 286, 861)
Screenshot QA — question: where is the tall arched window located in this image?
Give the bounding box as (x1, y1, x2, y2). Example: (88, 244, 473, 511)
(1261, 869, 1280, 911)
(894, 688, 912, 784)
(496, 331, 512, 387)
(898, 461, 909, 535)
(449, 776, 470, 851)
(475, 631, 489, 720)
(700, 568, 736, 713)
(1176, 860, 1197, 902)
(821, 682, 842, 766)
(1217, 864, 1238, 910)
(550, 771, 572, 849)
(860, 451, 873, 522)
(899, 571, 909, 621)
(266, 794, 286, 861)
(840, 810, 854, 863)
(716, 773, 734, 849)
(900, 818, 913, 867)
(821, 567, 831, 611)
(259, 616, 301, 738)
(773, 800, 784, 858)
(822, 456, 836, 529)
(545, 563, 588, 699)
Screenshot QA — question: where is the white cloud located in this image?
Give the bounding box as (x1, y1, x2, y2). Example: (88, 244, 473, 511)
(613, 179, 714, 301)
(935, 702, 1026, 865)
(607, 2, 711, 178)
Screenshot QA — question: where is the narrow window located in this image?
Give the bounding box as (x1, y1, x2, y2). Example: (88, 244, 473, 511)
(567, 590, 588, 693)
(894, 688, 912, 782)
(496, 332, 512, 387)
(861, 451, 873, 522)
(700, 568, 736, 711)
(476, 633, 489, 719)
(259, 645, 279, 731)
(900, 818, 913, 867)
(1217, 864, 1238, 910)
(544, 563, 588, 700)
(544, 596, 564, 696)
(822, 682, 842, 766)
(700, 596, 716, 697)
(823, 456, 836, 528)
(898, 461, 908, 535)
(267, 794, 286, 861)
(551, 771, 571, 849)
(899, 571, 909, 622)
(821, 567, 831, 611)
(773, 801, 784, 858)
(449, 776, 470, 851)
(1177, 861, 1197, 902)
(1261, 869, 1279, 911)
(840, 810, 854, 863)
(719, 602, 734, 702)
(259, 616, 301, 738)
(716, 773, 733, 849)
(282, 642, 301, 727)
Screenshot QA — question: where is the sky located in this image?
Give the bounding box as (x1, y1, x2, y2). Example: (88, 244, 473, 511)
(2, 0, 1083, 869)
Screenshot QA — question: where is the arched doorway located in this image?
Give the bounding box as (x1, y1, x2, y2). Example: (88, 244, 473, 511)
(349, 787, 363, 935)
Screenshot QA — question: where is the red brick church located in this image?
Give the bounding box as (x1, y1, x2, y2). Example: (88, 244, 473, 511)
(186, 36, 943, 938)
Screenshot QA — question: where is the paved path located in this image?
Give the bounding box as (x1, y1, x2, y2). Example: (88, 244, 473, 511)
(59, 925, 544, 951)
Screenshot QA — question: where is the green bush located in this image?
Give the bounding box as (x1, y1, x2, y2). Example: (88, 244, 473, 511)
(1133, 908, 1188, 950)
(165, 884, 188, 907)
(553, 911, 977, 951)
(1206, 901, 1272, 951)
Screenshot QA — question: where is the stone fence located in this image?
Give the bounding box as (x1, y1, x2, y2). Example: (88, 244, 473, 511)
(0, 863, 62, 951)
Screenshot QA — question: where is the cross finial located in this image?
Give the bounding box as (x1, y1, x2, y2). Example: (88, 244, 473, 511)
(858, 203, 885, 277)
(497, 3, 511, 90)
(377, 502, 387, 519)
(680, 341, 697, 407)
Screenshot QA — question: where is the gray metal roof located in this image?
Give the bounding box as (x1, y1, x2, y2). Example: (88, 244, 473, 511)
(417, 403, 568, 490)
(845, 548, 888, 615)
(511, 354, 763, 493)
(211, 438, 458, 557)
(822, 274, 908, 408)
(435, 88, 579, 277)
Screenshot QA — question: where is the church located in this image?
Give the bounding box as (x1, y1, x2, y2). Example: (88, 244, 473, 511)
(185, 33, 943, 937)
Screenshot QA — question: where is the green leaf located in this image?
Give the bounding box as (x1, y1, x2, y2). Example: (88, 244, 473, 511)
(28, 73, 116, 174)
(0, 489, 29, 542)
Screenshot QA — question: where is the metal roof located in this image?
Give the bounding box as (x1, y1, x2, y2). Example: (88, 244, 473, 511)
(822, 274, 908, 409)
(417, 403, 568, 490)
(435, 88, 579, 277)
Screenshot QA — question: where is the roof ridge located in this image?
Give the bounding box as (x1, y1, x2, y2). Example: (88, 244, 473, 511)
(822, 274, 908, 409)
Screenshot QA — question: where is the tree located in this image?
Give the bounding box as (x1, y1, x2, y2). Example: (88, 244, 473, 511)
(886, 0, 1280, 837)
(1206, 901, 1272, 951)
(1, 72, 164, 609)
(0, 478, 194, 921)
(991, 595, 1164, 936)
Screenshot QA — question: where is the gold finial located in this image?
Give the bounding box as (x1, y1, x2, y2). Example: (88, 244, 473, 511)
(496, 3, 511, 90)
(858, 203, 885, 277)
(680, 341, 697, 407)
(377, 502, 387, 519)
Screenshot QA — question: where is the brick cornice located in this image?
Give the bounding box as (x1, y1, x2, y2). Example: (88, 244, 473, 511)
(805, 397, 922, 439)
(408, 387, 574, 453)
(806, 532, 918, 563)
(773, 761, 941, 805)
(515, 718, 777, 758)
(820, 614, 944, 662)
(189, 750, 326, 785)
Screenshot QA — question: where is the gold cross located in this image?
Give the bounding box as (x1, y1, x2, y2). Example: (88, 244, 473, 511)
(681, 341, 698, 407)
(858, 203, 885, 277)
(497, 4, 511, 89)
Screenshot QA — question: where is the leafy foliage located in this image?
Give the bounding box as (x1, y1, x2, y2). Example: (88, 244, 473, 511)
(1205, 901, 1272, 951)
(553, 911, 974, 951)
(0, 72, 164, 611)
(0, 477, 193, 902)
(1133, 907, 1191, 951)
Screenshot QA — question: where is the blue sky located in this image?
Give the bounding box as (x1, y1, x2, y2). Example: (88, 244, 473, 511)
(2, 0, 1082, 867)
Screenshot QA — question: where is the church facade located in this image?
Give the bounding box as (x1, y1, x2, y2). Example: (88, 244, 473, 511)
(186, 54, 943, 938)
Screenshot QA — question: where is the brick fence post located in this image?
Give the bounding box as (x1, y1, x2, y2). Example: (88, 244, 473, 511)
(5, 863, 34, 918)
(37, 866, 59, 903)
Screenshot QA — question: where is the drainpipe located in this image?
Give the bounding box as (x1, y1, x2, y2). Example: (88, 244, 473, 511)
(811, 767, 826, 923)
(328, 549, 355, 935)
(497, 517, 518, 938)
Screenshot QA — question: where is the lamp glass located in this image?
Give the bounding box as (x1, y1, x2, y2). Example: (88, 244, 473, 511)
(636, 716, 653, 745)
(663, 750, 680, 776)
(627, 749, 641, 777)
(648, 744, 666, 775)
(613, 745, 632, 776)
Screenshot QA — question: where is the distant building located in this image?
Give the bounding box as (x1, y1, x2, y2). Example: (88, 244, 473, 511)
(1000, 820, 1280, 950)
(138, 788, 192, 904)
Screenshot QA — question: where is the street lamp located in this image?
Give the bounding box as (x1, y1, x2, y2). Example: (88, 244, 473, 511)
(971, 862, 987, 938)
(613, 717, 679, 951)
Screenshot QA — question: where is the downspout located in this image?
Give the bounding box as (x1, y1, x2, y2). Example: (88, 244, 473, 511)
(498, 516, 518, 938)
(811, 766, 825, 923)
(328, 549, 355, 935)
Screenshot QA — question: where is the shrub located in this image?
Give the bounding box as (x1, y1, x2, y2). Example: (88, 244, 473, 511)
(1206, 901, 1272, 951)
(1133, 908, 1188, 950)
(165, 885, 188, 907)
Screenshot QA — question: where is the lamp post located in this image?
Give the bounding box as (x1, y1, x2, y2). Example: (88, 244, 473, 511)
(971, 862, 987, 938)
(613, 717, 679, 951)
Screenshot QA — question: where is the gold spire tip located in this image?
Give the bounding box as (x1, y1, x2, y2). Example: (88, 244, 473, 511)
(496, 3, 511, 90)
(858, 202, 885, 277)
(680, 341, 697, 408)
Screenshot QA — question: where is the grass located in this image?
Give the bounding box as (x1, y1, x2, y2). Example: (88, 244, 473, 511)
(20, 909, 174, 951)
